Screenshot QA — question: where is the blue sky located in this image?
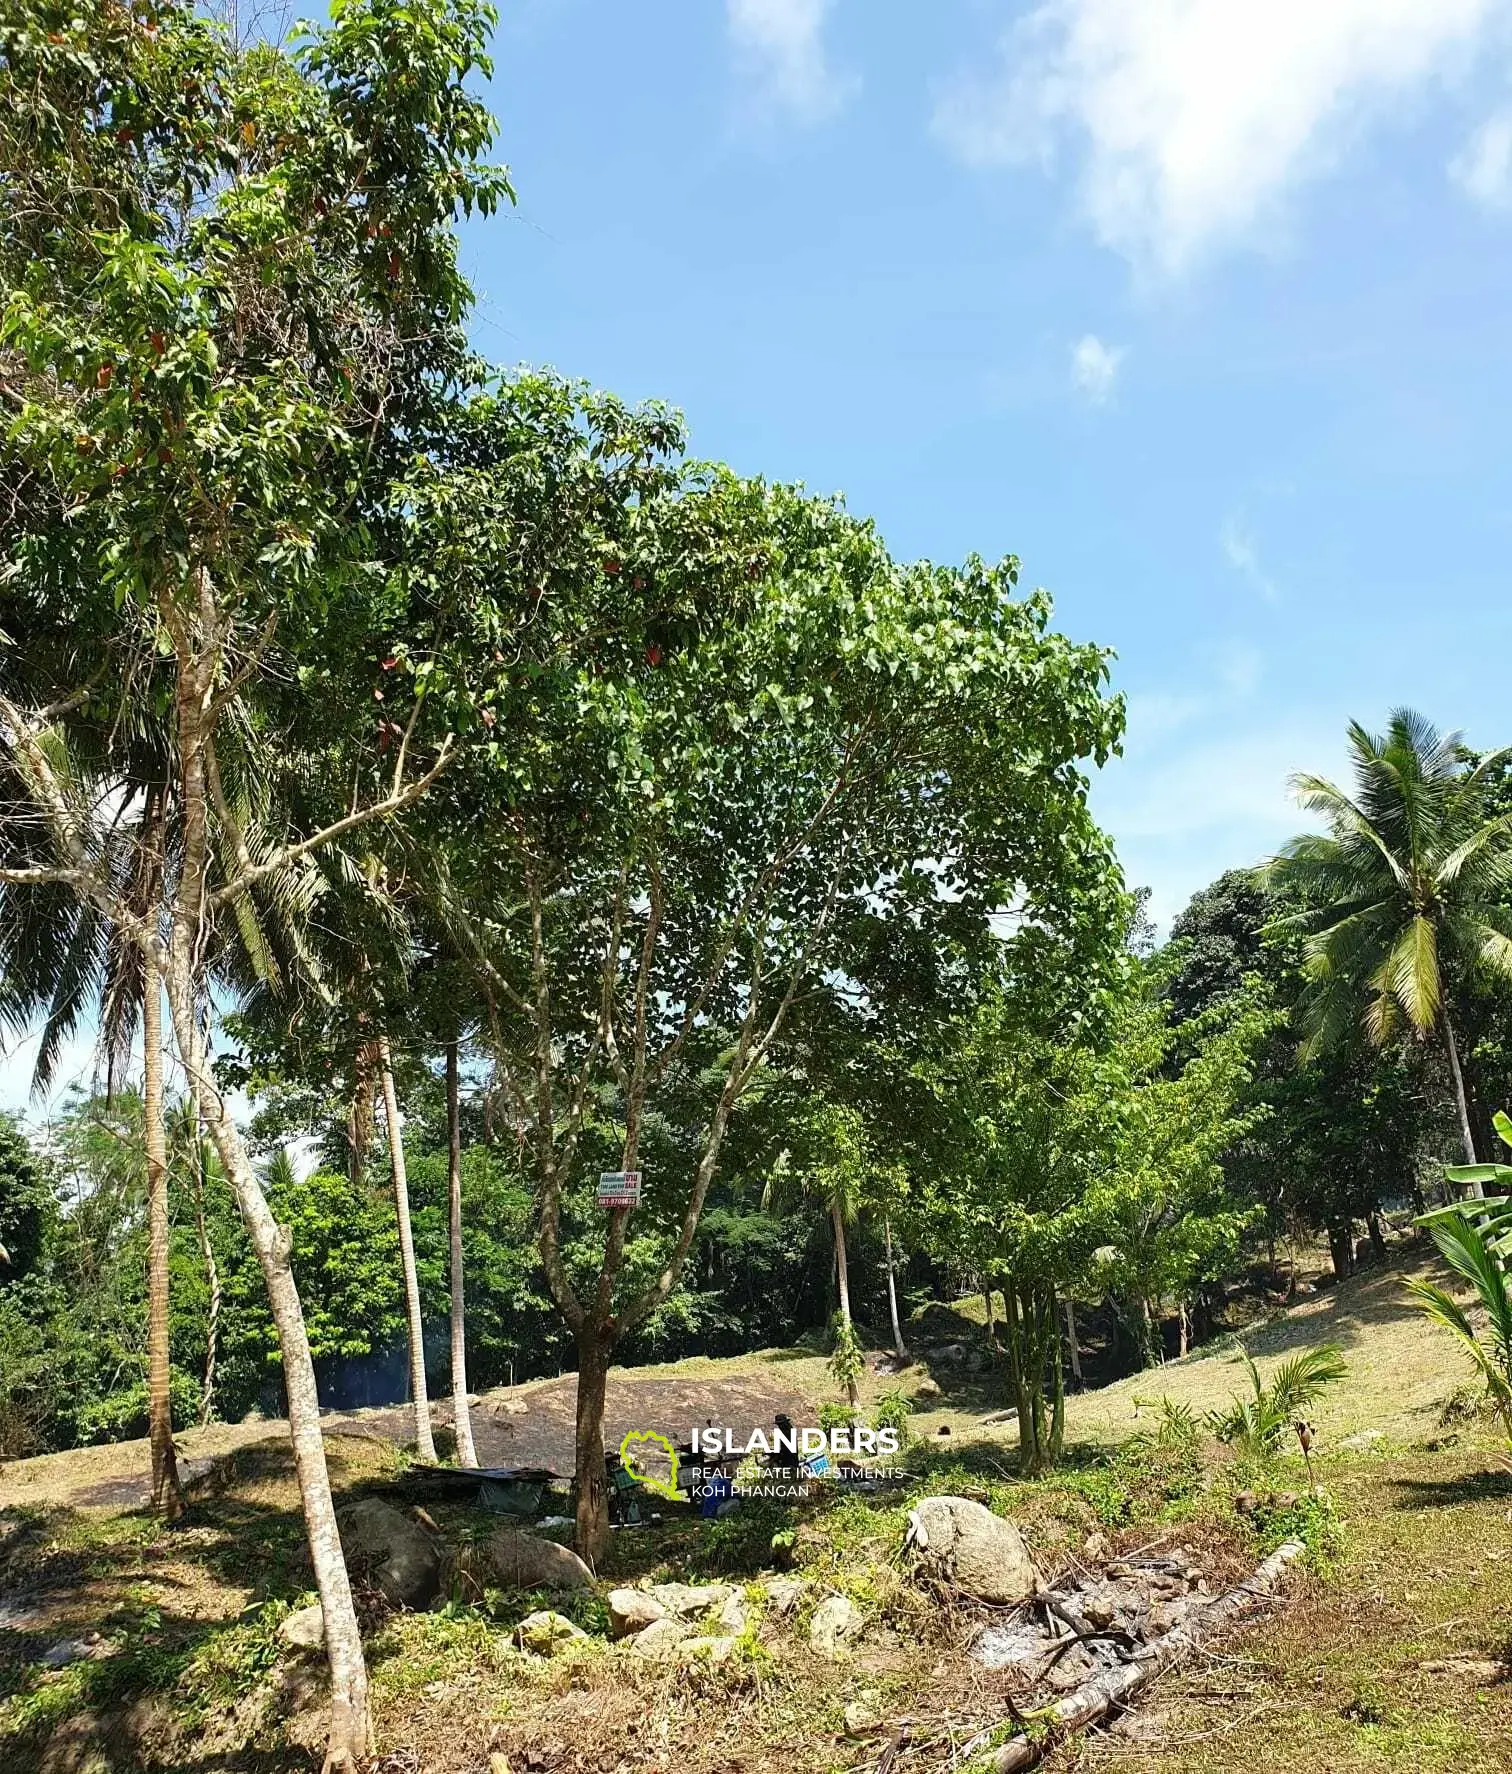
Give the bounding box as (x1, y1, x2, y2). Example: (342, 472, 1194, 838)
(463, 0, 1512, 933)
(7, 0, 1512, 1116)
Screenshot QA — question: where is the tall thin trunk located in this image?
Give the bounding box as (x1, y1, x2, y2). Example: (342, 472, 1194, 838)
(1136, 1294, 1161, 1368)
(378, 1035, 436, 1462)
(884, 1216, 908, 1361)
(1441, 1008, 1482, 1183)
(983, 1284, 998, 1349)
(573, 1329, 612, 1568)
(831, 1201, 858, 1406)
(1064, 1296, 1083, 1388)
(160, 952, 369, 1767)
(445, 1038, 477, 1468)
(1177, 1299, 1189, 1359)
(192, 1121, 220, 1429)
(142, 972, 183, 1519)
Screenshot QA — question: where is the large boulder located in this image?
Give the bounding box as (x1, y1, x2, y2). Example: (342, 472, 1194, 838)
(336, 1498, 443, 1610)
(482, 1529, 594, 1592)
(905, 1496, 1036, 1605)
(607, 1587, 666, 1639)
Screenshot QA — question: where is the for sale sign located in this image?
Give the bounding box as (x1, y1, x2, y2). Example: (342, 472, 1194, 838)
(597, 1170, 642, 1207)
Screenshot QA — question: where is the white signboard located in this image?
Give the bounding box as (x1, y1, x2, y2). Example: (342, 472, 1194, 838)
(597, 1170, 642, 1208)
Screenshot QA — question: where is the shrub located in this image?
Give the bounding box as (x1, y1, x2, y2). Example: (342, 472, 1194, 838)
(1208, 1345, 1346, 1456)
(873, 1389, 914, 1438)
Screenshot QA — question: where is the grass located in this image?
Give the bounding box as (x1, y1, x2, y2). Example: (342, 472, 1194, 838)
(1, 1251, 1510, 1771)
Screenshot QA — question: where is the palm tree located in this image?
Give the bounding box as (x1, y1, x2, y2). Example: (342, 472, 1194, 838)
(0, 772, 184, 1517)
(1267, 710, 1512, 1170)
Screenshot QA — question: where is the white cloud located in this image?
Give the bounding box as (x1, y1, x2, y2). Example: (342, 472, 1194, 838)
(1070, 332, 1123, 402)
(1220, 515, 1278, 602)
(727, 0, 854, 124)
(1451, 108, 1512, 205)
(935, 0, 1509, 272)
(1095, 710, 1344, 933)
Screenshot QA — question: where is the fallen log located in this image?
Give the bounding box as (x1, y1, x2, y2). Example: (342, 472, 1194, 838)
(991, 1539, 1305, 1772)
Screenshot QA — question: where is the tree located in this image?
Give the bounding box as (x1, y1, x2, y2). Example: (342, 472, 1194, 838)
(435, 448, 1123, 1555)
(1409, 1113, 1512, 1447)
(1268, 710, 1512, 1172)
(1087, 980, 1270, 1366)
(0, 0, 509, 1757)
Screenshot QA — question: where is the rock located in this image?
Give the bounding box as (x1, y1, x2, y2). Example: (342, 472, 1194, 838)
(1045, 1644, 1096, 1691)
(607, 1587, 666, 1639)
(41, 1635, 112, 1669)
(515, 1610, 588, 1656)
(1341, 1429, 1386, 1451)
(1083, 1530, 1112, 1563)
(1234, 1489, 1260, 1516)
(489, 1755, 513, 1774)
(1080, 1591, 1118, 1631)
(716, 1592, 749, 1635)
(809, 1594, 861, 1658)
(914, 1378, 943, 1402)
(763, 1575, 805, 1615)
(844, 1697, 880, 1732)
(630, 1617, 694, 1659)
(1146, 1599, 1189, 1635)
(678, 1634, 736, 1664)
(645, 1581, 734, 1617)
(485, 1529, 594, 1592)
(336, 1497, 443, 1610)
(279, 1603, 325, 1650)
(905, 1496, 1037, 1605)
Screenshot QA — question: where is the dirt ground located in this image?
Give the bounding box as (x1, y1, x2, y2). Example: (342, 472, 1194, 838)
(0, 1364, 819, 1513)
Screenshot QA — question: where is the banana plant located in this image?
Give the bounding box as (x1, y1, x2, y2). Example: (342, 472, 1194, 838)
(1408, 1110, 1512, 1443)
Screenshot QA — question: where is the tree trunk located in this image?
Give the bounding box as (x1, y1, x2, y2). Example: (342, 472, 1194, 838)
(573, 1328, 612, 1569)
(345, 1039, 378, 1185)
(1136, 1294, 1161, 1368)
(1367, 1209, 1387, 1260)
(1441, 1008, 1482, 1182)
(1046, 1292, 1065, 1465)
(445, 1038, 478, 1468)
(983, 1284, 998, 1349)
(192, 1117, 220, 1430)
(142, 973, 183, 1519)
(832, 1202, 858, 1406)
(1064, 1296, 1083, 1388)
(378, 1035, 436, 1462)
(1177, 1299, 1189, 1359)
(159, 954, 370, 1768)
(884, 1216, 908, 1361)
(1327, 1221, 1354, 1281)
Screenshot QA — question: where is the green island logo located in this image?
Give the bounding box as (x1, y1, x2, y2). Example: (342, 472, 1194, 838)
(618, 1429, 680, 1500)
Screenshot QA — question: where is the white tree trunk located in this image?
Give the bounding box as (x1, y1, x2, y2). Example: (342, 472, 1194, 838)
(159, 952, 371, 1767)
(446, 1038, 478, 1467)
(142, 971, 183, 1518)
(832, 1202, 858, 1407)
(884, 1216, 908, 1361)
(379, 1035, 437, 1461)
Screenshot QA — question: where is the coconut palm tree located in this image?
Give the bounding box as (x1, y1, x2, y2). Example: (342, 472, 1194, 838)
(0, 768, 185, 1516)
(1267, 710, 1512, 1170)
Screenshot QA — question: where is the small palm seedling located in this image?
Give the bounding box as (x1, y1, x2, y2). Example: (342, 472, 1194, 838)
(1208, 1344, 1347, 1457)
(1408, 1111, 1512, 1446)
